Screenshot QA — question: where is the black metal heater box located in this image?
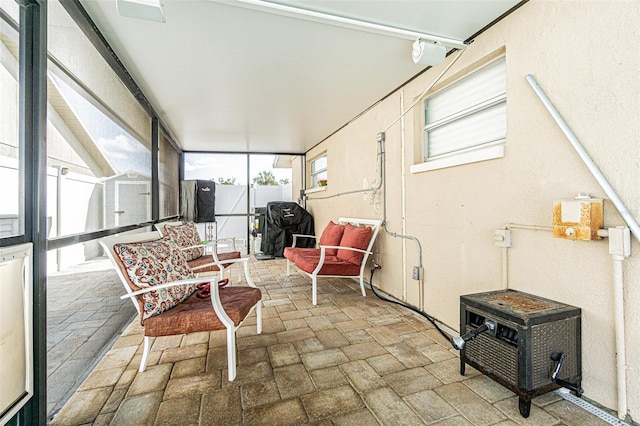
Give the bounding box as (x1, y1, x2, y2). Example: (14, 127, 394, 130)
(459, 289, 581, 417)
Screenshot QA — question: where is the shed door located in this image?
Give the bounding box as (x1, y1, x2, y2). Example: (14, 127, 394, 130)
(114, 182, 150, 226)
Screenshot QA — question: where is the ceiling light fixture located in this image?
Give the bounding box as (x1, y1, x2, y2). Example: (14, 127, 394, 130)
(232, 0, 467, 50)
(116, 0, 166, 23)
(412, 39, 447, 66)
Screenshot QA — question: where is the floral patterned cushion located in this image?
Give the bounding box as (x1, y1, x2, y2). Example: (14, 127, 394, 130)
(112, 238, 198, 323)
(164, 222, 205, 261)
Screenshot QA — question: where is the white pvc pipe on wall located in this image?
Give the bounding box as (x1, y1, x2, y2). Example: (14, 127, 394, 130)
(501, 246, 508, 290)
(525, 74, 640, 243)
(503, 221, 630, 419)
(612, 253, 627, 419)
(526, 75, 634, 418)
(502, 224, 554, 290)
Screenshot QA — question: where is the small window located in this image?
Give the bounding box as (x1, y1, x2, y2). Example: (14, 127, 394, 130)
(413, 57, 506, 173)
(309, 154, 327, 188)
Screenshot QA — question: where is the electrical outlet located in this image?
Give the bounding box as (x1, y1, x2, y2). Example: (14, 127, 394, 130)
(494, 229, 511, 248)
(412, 266, 421, 280)
(371, 257, 381, 269)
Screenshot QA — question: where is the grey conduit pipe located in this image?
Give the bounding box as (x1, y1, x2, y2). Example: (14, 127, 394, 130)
(379, 49, 467, 274)
(305, 147, 383, 201)
(525, 74, 640, 243)
(306, 49, 466, 203)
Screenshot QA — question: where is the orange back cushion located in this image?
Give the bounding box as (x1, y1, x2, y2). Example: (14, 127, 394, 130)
(319, 221, 346, 256)
(336, 224, 372, 265)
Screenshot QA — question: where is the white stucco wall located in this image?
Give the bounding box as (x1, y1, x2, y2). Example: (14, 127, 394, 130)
(303, 1, 640, 419)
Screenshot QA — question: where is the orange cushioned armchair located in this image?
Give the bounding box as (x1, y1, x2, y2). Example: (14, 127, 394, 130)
(284, 218, 382, 305)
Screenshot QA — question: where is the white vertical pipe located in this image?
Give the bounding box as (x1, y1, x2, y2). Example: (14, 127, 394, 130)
(400, 89, 409, 304)
(502, 246, 508, 289)
(527, 74, 633, 419)
(525, 74, 640, 243)
(612, 254, 627, 420)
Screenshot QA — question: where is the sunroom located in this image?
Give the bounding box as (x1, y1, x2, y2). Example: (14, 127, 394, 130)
(1, 0, 639, 425)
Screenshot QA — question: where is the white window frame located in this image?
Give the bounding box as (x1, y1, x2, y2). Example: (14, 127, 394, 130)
(411, 57, 506, 174)
(309, 153, 327, 189)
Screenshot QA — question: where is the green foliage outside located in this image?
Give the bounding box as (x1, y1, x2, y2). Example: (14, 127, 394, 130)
(252, 171, 289, 186)
(215, 171, 289, 186)
(217, 177, 237, 185)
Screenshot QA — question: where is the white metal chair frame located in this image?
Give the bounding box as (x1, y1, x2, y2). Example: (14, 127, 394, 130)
(100, 231, 262, 381)
(286, 217, 382, 305)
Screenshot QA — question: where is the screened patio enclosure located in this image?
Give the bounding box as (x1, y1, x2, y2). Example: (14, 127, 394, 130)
(3, 0, 640, 424)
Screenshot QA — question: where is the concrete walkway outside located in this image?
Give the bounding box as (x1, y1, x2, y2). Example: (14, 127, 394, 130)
(50, 258, 611, 425)
(47, 258, 136, 417)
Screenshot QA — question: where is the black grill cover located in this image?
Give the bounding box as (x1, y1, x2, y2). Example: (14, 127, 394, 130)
(261, 202, 314, 257)
(181, 180, 215, 223)
(195, 180, 215, 222)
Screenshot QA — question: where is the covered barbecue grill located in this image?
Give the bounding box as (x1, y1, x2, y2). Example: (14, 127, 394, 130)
(260, 202, 314, 257)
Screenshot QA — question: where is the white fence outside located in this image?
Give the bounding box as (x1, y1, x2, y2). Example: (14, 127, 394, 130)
(195, 184, 293, 252)
(0, 160, 293, 268)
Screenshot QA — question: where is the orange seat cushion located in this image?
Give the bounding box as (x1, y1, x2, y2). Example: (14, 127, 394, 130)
(143, 286, 262, 337)
(284, 247, 318, 263)
(188, 251, 241, 273)
(294, 251, 361, 276)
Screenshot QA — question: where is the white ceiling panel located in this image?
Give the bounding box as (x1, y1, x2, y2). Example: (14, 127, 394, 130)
(79, 0, 521, 154)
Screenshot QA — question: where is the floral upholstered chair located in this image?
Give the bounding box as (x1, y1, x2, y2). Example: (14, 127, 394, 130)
(100, 231, 262, 381)
(156, 221, 250, 283)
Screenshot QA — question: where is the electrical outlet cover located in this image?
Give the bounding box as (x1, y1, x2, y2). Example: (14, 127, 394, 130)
(494, 229, 511, 247)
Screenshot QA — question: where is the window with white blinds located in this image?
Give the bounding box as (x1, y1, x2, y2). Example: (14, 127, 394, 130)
(415, 57, 506, 172)
(310, 154, 327, 188)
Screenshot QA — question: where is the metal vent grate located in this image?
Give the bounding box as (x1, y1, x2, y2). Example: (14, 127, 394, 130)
(555, 390, 630, 426)
(466, 334, 517, 384)
(531, 318, 579, 388)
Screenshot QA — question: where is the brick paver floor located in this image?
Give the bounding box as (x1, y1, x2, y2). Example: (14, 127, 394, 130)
(50, 257, 610, 425)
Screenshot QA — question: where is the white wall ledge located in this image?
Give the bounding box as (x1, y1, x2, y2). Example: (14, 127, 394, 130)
(410, 145, 504, 174)
(305, 186, 327, 194)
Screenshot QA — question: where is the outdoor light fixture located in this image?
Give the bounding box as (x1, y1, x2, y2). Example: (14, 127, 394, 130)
(412, 39, 447, 66)
(116, 0, 166, 23)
